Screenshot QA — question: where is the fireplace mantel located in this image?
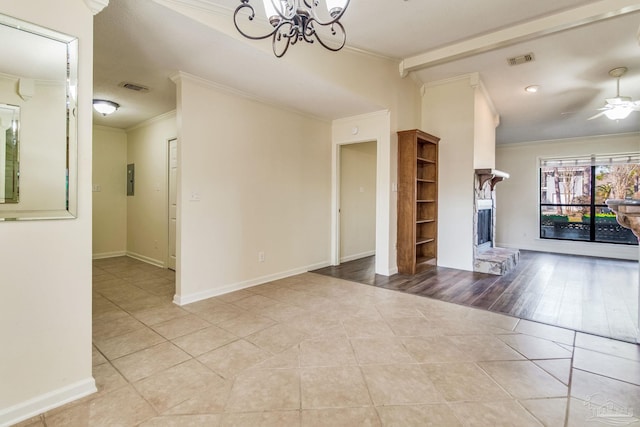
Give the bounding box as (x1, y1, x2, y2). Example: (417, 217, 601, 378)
(476, 169, 510, 191)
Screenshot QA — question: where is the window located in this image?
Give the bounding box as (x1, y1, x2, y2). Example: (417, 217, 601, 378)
(539, 153, 639, 245)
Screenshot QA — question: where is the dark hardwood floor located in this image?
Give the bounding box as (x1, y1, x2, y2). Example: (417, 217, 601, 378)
(312, 251, 639, 342)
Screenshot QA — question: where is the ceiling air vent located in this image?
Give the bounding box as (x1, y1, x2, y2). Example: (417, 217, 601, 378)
(118, 81, 150, 93)
(507, 53, 535, 66)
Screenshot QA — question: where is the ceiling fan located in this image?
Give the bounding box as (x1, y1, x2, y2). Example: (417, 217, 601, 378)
(588, 67, 640, 121)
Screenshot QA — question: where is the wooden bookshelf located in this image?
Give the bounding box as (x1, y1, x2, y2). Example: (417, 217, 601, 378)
(397, 129, 440, 275)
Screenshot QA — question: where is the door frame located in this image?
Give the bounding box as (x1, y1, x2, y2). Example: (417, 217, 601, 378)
(331, 110, 395, 276)
(167, 138, 178, 271)
(337, 141, 378, 264)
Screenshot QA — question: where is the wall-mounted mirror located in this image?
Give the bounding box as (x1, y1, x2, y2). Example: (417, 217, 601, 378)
(0, 13, 78, 220)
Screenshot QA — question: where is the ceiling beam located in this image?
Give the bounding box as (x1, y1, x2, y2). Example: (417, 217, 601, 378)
(399, 0, 640, 77)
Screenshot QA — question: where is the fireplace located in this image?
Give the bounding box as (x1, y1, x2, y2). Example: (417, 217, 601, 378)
(476, 199, 493, 251)
(473, 170, 519, 275)
(477, 207, 492, 247)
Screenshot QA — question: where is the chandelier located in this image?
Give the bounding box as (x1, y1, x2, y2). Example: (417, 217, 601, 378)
(233, 0, 350, 58)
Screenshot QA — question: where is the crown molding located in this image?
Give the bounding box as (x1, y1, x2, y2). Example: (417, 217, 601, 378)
(126, 110, 177, 132)
(84, 0, 109, 15)
(497, 131, 640, 148)
(170, 71, 329, 123)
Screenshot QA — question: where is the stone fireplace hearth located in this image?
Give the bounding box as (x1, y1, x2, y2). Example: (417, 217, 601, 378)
(474, 169, 519, 275)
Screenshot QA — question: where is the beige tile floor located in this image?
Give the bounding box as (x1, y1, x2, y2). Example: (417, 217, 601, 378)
(14, 257, 640, 426)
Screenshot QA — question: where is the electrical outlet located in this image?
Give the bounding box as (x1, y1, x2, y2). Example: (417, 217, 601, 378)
(258, 251, 265, 262)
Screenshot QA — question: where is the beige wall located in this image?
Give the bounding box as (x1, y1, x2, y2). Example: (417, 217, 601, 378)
(141, 2, 422, 278)
(496, 132, 640, 260)
(284, 41, 422, 276)
(0, 0, 94, 424)
(340, 141, 377, 262)
(422, 77, 476, 271)
(174, 73, 332, 303)
(91, 113, 176, 264)
(323, 52, 420, 276)
(93, 126, 127, 257)
(474, 87, 498, 170)
(126, 112, 177, 266)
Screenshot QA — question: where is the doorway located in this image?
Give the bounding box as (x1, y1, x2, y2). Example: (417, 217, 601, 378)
(339, 141, 377, 263)
(167, 138, 177, 271)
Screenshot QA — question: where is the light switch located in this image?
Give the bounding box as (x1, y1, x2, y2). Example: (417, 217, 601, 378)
(190, 192, 200, 201)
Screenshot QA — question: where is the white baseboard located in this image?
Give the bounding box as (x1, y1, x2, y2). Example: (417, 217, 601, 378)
(0, 377, 96, 427)
(339, 250, 375, 264)
(496, 240, 639, 261)
(126, 251, 166, 268)
(92, 251, 126, 260)
(173, 261, 331, 306)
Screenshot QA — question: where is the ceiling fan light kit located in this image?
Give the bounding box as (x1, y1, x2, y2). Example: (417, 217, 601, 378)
(603, 107, 633, 120)
(588, 66, 640, 121)
(233, 0, 350, 57)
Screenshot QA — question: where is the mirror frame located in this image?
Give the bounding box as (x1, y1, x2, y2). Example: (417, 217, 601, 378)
(0, 13, 78, 221)
(0, 103, 20, 204)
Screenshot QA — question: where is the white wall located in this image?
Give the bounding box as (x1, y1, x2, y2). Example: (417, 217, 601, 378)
(173, 73, 332, 303)
(422, 76, 476, 270)
(496, 132, 640, 260)
(126, 112, 177, 267)
(0, 1, 94, 425)
(340, 141, 377, 262)
(93, 126, 127, 258)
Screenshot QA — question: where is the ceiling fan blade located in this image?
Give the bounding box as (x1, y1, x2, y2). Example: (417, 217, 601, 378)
(587, 111, 606, 120)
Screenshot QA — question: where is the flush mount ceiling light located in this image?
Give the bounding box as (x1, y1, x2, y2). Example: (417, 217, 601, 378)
(525, 85, 539, 93)
(93, 99, 120, 116)
(233, 0, 350, 58)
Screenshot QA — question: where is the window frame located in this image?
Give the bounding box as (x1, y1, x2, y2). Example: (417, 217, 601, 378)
(538, 155, 639, 246)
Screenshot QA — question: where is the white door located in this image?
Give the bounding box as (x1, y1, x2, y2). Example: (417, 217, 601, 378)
(168, 138, 177, 271)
